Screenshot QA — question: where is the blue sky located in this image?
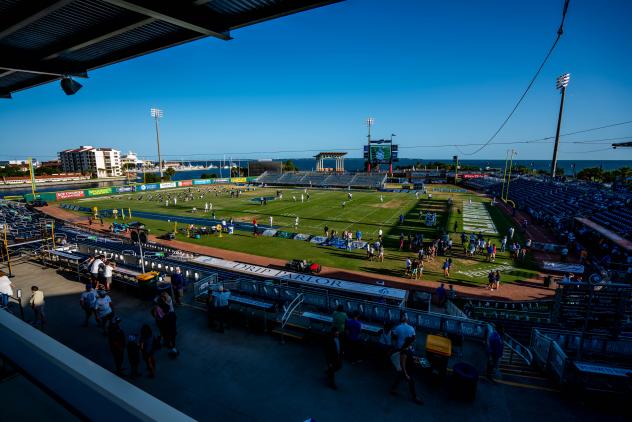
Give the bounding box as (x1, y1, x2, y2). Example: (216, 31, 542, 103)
(1, 0, 631, 162)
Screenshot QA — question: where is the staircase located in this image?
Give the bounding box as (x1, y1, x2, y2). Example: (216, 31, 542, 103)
(498, 352, 553, 389)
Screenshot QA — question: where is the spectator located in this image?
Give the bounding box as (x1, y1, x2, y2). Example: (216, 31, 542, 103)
(139, 324, 156, 378)
(345, 311, 362, 364)
(103, 260, 114, 291)
(0, 271, 13, 309)
(95, 290, 114, 334)
(171, 268, 186, 305)
(89, 255, 104, 287)
(325, 327, 343, 390)
(487, 325, 504, 380)
(389, 334, 423, 405)
(29, 286, 45, 327)
(155, 291, 178, 356)
(434, 283, 447, 307)
(494, 270, 501, 290)
(127, 333, 141, 379)
(79, 283, 97, 327)
(209, 285, 230, 333)
(108, 317, 126, 375)
(331, 304, 347, 334)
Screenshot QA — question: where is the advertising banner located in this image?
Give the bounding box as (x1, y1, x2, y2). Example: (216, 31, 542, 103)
(160, 181, 177, 189)
(461, 174, 486, 179)
(193, 179, 211, 185)
(56, 190, 85, 200)
(178, 180, 193, 187)
(86, 187, 113, 196)
(115, 186, 134, 193)
(215, 178, 229, 183)
(137, 183, 160, 191)
(231, 177, 247, 183)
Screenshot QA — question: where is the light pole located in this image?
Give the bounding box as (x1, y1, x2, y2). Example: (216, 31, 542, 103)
(150, 107, 164, 180)
(390, 133, 396, 175)
(500, 150, 510, 202)
(366, 117, 374, 172)
(551, 73, 570, 178)
(504, 149, 518, 201)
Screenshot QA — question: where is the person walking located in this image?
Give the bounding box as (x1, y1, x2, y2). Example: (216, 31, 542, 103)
(442, 259, 450, 277)
(107, 317, 126, 375)
(0, 271, 13, 309)
(29, 286, 46, 327)
(79, 284, 97, 326)
(139, 324, 156, 378)
(494, 270, 501, 290)
(171, 268, 186, 305)
(487, 325, 504, 381)
(127, 333, 142, 379)
(390, 315, 423, 405)
(95, 290, 114, 334)
(325, 327, 343, 390)
(209, 285, 231, 332)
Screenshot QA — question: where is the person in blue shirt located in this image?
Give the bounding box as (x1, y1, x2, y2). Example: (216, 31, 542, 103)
(355, 229, 362, 241)
(487, 324, 504, 380)
(208, 285, 231, 332)
(345, 311, 363, 364)
(171, 268, 186, 305)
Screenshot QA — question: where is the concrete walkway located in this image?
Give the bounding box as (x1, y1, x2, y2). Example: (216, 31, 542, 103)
(7, 261, 624, 422)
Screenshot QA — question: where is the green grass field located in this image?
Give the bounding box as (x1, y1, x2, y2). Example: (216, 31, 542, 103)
(67, 184, 539, 287)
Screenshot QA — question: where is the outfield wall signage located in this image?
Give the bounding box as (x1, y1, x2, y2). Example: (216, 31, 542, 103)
(137, 183, 160, 191)
(159, 181, 176, 189)
(115, 186, 134, 193)
(56, 190, 85, 200)
(215, 178, 229, 183)
(461, 174, 486, 179)
(86, 187, 113, 196)
(192, 179, 211, 185)
(231, 177, 247, 183)
(191, 256, 406, 301)
(178, 180, 192, 187)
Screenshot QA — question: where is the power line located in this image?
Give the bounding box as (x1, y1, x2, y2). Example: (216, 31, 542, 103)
(460, 0, 570, 156)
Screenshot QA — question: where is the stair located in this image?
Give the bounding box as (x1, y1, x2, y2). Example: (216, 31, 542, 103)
(272, 322, 307, 342)
(497, 353, 553, 389)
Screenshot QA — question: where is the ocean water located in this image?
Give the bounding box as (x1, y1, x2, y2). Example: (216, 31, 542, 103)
(166, 159, 631, 178)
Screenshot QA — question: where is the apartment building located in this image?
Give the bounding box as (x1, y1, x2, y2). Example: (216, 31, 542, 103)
(58, 146, 121, 177)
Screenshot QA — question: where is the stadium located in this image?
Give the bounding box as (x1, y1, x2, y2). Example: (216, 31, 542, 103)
(0, 1, 631, 422)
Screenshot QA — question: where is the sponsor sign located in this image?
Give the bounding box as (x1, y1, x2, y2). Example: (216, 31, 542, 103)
(86, 187, 113, 196)
(115, 186, 134, 193)
(56, 190, 85, 200)
(160, 181, 176, 189)
(231, 177, 247, 183)
(138, 183, 160, 191)
(215, 178, 229, 183)
(178, 180, 192, 187)
(191, 256, 407, 301)
(193, 179, 211, 185)
(461, 174, 486, 179)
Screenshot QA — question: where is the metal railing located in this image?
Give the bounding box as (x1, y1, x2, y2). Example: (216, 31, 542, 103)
(504, 332, 534, 366)
(531, 328, 568, 384)
(281, 293, 304, 329)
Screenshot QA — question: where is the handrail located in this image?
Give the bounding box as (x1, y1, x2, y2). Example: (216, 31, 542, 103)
(281, 293, 304, 329)
(504, 332, 533, 366)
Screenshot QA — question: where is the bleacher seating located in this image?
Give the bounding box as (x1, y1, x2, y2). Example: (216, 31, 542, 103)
(256, 171, 387, 189)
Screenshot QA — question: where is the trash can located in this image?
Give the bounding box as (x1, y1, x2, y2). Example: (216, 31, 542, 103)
(451, 362, 479, 401)
(425, 334, 452, 378)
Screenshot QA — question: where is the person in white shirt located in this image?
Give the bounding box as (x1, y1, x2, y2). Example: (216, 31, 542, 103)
(392, 314, 416, 350)
(29, 286, 46, 327)
(89, 256, 103, 286)
(294, 216, 299, 229)
(95, 290, 114, 333)
(0, 273, 13, 308)
(103, 260, 114, 291)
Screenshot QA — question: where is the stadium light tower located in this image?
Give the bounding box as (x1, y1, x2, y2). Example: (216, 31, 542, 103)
(150, 107, 164, 180)
(551, 73, 570, 178)
(366, 117, 374, 172)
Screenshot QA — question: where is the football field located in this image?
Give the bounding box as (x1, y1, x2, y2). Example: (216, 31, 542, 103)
(66, 185, 539, 286)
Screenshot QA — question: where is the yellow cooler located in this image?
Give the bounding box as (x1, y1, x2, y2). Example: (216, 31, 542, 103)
(425, 334, 452, 377)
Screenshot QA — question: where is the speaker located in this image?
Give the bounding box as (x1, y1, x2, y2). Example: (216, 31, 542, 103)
(60, 77, 82, 95)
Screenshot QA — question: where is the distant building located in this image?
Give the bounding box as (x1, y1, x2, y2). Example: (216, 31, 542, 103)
(121, 151, 144, 170)
(58, 146, 121, 178)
